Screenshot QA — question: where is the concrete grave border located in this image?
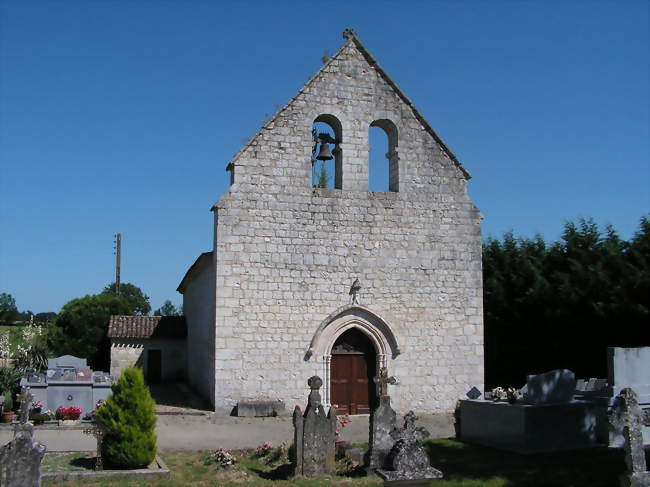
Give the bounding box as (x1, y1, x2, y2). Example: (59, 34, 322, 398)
(41, 454, 170, 482)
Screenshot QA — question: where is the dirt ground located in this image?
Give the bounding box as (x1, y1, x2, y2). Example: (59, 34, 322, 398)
(0, 384, 455, 451)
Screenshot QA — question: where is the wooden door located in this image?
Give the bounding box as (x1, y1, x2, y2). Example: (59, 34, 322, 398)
(331, 353, 372, 414)
(147, 349, 162, 384)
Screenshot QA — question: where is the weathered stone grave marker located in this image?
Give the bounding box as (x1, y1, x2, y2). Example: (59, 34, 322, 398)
(0, 387, 46, 487)
(292, 376, 337, 476)
(525, 369, 576, 405)
(609, 388, 650, 487)
(366, 367, 398, 471)
(83, 422, 106, 470)
(376, 410, 443, 486)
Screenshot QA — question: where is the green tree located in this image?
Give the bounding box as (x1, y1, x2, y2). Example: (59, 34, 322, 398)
(102, 283, 151, 316)
(95, 366, 157, 469)
(0, 293, 18, 323)
(49, 294, 131, 370)
(316, 162, 329, 188)
(34, 312, 57, 325)
(153, 300, 181, 317)
(483, 215, 650, 387)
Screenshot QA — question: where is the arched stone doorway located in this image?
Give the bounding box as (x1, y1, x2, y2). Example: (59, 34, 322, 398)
(330, 328, 377, 414)
(305, 305, 400, 411)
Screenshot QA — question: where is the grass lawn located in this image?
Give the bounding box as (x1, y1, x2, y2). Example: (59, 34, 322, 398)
(40, 439, 648, 487)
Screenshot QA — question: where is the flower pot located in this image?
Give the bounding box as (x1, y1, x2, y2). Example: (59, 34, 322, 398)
(32, 407, 42, 414)
(60, 419, 80, 426)
(2, 411, 14, 423)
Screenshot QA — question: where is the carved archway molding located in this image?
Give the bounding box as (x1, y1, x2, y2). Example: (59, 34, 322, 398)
(305, 305, 401, 408)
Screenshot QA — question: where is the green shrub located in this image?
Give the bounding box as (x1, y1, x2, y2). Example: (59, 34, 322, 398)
(94, 366, 157, 469)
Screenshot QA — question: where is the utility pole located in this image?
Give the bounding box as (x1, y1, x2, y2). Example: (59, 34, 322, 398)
(114, 233, 121, 296)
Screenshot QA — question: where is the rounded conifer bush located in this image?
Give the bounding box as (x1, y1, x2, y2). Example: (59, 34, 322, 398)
(95, 365, 157, 468)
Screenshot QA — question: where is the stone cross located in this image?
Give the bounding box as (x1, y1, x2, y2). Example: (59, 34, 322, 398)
(307, 375, 322, 409)
(83, 422, 106, 470)
(390, 410, 429, 444)
(366, 369, 397, 471)
(374, 367, 397, 397)
(376, 410, 443, 485)
(16, 386, 34, 425)
(609, 388, 650, 487)
(0, 423, 46, 486)
(292, 376, 337, 477)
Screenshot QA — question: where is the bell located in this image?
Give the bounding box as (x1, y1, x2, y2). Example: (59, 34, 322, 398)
(316, 142, 333, 161)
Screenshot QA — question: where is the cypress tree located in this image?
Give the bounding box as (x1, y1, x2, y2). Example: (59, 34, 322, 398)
(95, 366, 157, 468)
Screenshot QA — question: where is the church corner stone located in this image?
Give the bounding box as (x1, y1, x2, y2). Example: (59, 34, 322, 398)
(180, 30, 484, 415)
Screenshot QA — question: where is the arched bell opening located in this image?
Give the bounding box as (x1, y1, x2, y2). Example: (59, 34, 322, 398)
(312, 114, 342, 189)
(369, 119, 399, 192)
(329, 328, 378, 415)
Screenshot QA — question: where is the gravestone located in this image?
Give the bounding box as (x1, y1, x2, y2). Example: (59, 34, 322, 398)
(376, 411, 443, 486)
(366, 367, 397, 471)
(608, 347, 650, 447)
(83, 422, 106, 470)
(292, 376, 337, 476)
(609, 388, 650, 487)
(460, 367, 599, 453)
(524, 369, 576, 405)
(0, 387, 47, 487)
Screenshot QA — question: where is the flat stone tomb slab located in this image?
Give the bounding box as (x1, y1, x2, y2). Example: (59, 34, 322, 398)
(236, 400, 285, 417)
(459, 399, 600, 454)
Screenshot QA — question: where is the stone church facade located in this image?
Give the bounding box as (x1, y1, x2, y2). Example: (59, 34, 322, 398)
(178, 30, 484, 415)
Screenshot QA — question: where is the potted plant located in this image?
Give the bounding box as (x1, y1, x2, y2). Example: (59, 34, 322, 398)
(2, 390, 14, 423)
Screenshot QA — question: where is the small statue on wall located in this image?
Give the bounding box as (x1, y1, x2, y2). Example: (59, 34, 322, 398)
(349, 278, 361, 305)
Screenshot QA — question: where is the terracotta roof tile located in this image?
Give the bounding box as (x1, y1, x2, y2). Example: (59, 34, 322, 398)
(108, 315, 186, 339)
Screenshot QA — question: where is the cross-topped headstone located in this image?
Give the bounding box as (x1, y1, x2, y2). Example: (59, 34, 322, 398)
(0, 421, 46, 486)
(17, 387, 34, 425)
(366, 368, 397, 471)
(376, 410, 443, 485)
(389, 410, 429, 444)
(83, 423, 106, 470)
(374, 367, 397, 397)
(292, 376, 336, 477)
(307, 375, 322, 409)
(609, 388, 650, 487)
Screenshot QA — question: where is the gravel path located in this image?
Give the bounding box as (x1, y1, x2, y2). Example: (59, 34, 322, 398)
(0, 413, 454, 452)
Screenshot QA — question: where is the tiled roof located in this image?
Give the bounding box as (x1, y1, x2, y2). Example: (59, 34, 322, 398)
(108, 315, 187, 339)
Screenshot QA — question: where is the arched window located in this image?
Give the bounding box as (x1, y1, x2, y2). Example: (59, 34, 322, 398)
(312, 115, 342, 189)
(369, 119, 398, 192)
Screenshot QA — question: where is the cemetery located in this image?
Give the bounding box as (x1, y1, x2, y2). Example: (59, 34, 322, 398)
(1, 27, 648, 487)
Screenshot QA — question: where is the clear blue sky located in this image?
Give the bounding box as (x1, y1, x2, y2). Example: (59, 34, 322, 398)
(1, 1, 648, 314)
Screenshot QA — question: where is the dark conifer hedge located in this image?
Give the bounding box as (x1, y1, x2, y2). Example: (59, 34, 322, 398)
(95, 365, 157, 469)
(483, 216, 650, 388)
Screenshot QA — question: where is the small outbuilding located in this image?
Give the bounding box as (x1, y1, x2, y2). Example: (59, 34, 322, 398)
(108, 315, 187, 384)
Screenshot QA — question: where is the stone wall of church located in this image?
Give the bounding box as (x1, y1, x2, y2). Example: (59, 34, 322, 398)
(209, 38, 483, 414)
(183, 259, 216, 404)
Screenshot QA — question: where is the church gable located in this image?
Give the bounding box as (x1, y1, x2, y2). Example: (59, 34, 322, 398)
(224, 29, 470, 197)
(196, 30, 484, 415)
